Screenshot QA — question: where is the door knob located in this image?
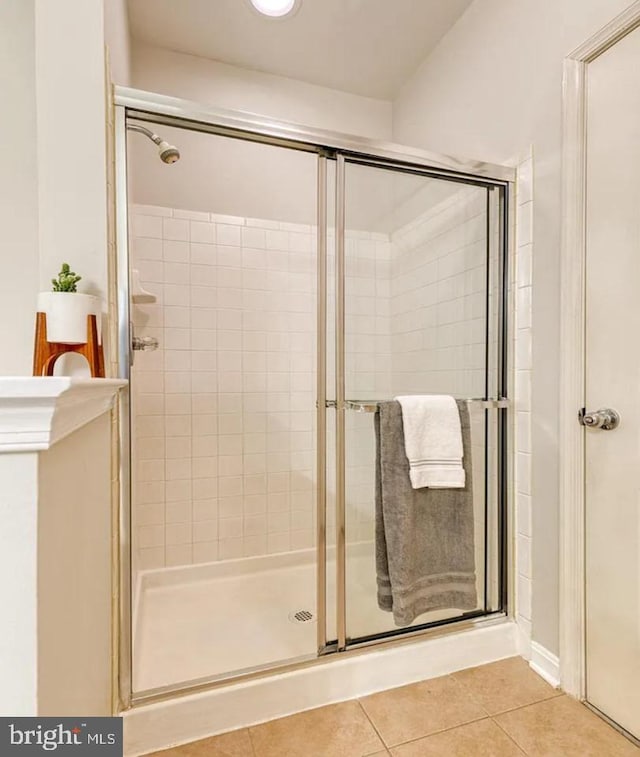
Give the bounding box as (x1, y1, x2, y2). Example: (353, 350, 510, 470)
(132, 335, 159, 352)
(578, 407, 620, 430)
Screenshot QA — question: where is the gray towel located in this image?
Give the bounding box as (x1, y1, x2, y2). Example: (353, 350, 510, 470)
(375, 399, 477, 626)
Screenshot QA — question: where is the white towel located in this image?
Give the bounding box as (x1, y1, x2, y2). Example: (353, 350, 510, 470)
(395, 395, 465, 489)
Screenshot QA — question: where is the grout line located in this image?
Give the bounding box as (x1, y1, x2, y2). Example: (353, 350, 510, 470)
(490, 714, 529, 755)
(357, 700, 389, 752)
(246, 725, 259, 757)
(489, 690, 565, 717)
(378, 715, 491, 751)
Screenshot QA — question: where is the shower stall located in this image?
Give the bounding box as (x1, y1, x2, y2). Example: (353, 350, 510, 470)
(115, 89, 513, 707)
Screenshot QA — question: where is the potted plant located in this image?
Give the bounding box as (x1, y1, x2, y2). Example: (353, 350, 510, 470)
(37, 263, 101, 344)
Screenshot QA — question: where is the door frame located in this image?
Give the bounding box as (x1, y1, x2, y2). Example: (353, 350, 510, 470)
(559, 0, 640, 699)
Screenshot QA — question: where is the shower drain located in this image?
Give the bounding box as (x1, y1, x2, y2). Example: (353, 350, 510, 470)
(288, 609, 316, 624)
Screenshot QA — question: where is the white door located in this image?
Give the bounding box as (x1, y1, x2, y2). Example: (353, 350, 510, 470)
(584, 22, 640, 741)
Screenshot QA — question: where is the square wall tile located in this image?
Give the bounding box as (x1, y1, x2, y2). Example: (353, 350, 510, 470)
(163, 240, 189, 262)
(217, 224, 242, 246)
(191, 221, 215, 244)
(163, 217, 189, 241)
(132, 215, 162, 239)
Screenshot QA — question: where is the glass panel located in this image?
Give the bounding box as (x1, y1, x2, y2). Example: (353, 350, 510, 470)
(127, 123, 319, 692)
(342, 160, 499, 642)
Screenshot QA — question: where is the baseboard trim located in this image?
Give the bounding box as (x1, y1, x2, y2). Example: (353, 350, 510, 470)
(124, 620, 519, 756)
(529, 641, 561, 688)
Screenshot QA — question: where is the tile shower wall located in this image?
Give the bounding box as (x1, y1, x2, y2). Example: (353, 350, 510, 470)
(130, 205, 387, 568)
(342, 188, 488, 551)
(130, 190, 504, 570)
(341, 232, 393, 545)
(387, 187, 490, 603)
(130, 205, 317, 570)
(389, 185, 488, 398)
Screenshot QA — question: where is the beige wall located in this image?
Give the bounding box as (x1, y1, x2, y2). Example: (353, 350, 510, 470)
(131, 42, 393, 140)
(35, 0, 108, 299)
(104, 0, 132, 86)
(128, 44, 394, 230)
(126, 59, 463, 233)
(128, 126, 450, 231)
(0, 0, 110, 374)
(0, 1, 40, 375)
(128, 125, 320, 226)
(392, 0, 632, 655)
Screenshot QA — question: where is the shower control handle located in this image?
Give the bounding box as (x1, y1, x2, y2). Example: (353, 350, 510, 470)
(579, 407, 620, 430)
(132, 335, 159, 352)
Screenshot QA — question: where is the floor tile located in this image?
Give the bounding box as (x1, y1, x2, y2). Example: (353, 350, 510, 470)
(248, 700, 384, 757)
(359, 674, 487, 747)
(390, 718, 524, 756)
(453, 657, 560, 715)
(144, 728, 253, 756)
(496, 695, 640, 756)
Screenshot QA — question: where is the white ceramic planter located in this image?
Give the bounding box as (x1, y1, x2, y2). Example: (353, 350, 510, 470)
(37, 292, 101, 345)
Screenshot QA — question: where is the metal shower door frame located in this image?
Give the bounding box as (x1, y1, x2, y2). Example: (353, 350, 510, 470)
(330, 156, 511, 652)
(113, 86, 514, 709)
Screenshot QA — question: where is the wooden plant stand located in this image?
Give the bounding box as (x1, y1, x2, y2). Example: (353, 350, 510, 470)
(32, 312, 105, 378)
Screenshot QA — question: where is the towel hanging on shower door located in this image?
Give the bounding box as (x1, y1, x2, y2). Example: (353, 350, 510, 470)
(395, 394, 465, 489)
(375, 399, 477, 626)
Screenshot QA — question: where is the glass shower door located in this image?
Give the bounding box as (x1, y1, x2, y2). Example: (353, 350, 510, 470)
(127, 122, 326, 692)
(335, 157, 506, 646)
(118, 95, 513, 706)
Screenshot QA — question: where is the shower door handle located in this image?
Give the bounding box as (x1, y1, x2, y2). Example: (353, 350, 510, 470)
(579, 407, 620, 430)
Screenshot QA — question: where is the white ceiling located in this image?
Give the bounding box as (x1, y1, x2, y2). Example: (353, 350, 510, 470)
(127, 0, 472, 99)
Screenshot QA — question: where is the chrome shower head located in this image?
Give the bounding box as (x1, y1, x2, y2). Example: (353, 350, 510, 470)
(157, 140, 180, 164)
(126, 123, 181, 164)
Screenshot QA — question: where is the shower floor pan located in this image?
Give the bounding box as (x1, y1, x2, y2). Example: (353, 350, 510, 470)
(132, 542, 462, 693)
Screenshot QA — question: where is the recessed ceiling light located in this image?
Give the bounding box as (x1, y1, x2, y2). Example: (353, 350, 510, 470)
(249, 0, 299, 18)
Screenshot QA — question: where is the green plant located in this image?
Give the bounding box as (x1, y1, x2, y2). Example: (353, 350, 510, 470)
(51, 263, 82, 293)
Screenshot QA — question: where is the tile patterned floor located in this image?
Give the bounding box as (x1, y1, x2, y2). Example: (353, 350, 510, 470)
(145, 657, 639, 756)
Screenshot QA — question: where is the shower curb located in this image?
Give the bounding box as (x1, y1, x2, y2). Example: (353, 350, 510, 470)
(123, 619, 518, 756)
